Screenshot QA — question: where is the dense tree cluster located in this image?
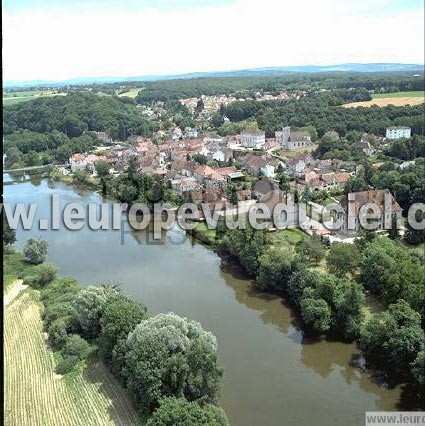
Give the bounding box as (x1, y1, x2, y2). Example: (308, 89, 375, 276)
(134, 73, 423, 103)
(221, 94, 424, 138)
(360, 300, 424, 387)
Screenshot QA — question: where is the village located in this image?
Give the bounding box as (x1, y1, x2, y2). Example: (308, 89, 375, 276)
(65, 122, 413, 242)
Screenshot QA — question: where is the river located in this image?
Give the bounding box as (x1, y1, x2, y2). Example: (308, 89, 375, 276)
(4, 177, 402, 426)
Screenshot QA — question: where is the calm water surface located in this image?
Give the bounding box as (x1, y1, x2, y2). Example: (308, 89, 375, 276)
(4, 178, 401, 426)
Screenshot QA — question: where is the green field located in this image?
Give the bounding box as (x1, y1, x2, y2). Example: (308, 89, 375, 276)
(372, 90, 424, 98)
(3, 90, 66, 106)
(117, 87, 142, 98)
(269, 228, 309, 247)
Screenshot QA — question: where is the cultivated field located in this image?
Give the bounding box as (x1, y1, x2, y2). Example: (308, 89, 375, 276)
(3, 90, 66, 106)
(4, 290, 139, 426)
(342, 91, 424, 108)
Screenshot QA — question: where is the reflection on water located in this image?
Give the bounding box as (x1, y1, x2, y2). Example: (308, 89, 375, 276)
(4, 178, 403, 426)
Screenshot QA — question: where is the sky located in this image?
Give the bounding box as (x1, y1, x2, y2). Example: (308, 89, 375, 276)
(3, 0, 424, 82)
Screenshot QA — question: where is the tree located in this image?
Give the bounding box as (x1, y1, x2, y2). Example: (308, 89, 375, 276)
(24, 263, 57, 288)
(360, 237, 424, 310)
(332, 279, 365, 339)
(48, 318, 69, 350)
(360, 300, 424, 382)
(388, 215, 400, 240)
(404, 209, 425, 245)
(278, 175, 290, 192)
(61, 334, 92, 360)
(3, 215, 16, 248)
(256, 248, 293, 292)
(99, 294, 147, 378)
(124, 313, 223, 417)
(300, 297, 331, 334)
(327, 243, 361, 277)
(411, 350, 425, 387)
(94, 160, 110, 177)
(229, 186, 238, 206)
(295, 237, 325, 265)
(73, 286, 119, 339)
(287, 266, 318, 305)
(147, 398, 229, 426)
(222, 226, 267, 276)
(23, 238, 48, 264)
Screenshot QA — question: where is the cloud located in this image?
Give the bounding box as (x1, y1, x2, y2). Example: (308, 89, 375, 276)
(3, 0, 424, 81)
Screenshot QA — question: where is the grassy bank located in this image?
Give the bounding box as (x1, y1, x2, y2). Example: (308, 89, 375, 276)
(3, 250, 35, 294)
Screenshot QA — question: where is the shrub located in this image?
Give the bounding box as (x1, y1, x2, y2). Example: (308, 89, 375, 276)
(24, 263, 57, 288)
(147, 398, 229, 426)
(56, 355, 79, 375)
(48, 318, 69, 350)
(23, 239, 48, 264)
(61, 335, 92, 361)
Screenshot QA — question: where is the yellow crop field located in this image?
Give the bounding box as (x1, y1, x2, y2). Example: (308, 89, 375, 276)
(342, 91, 424, 108)
(4, 290, 139, 426)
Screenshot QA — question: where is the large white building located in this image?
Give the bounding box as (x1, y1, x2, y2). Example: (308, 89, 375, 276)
(276, 126, 311, 150)
(385, 127, 411, 140)
(241, 128, 266, 148)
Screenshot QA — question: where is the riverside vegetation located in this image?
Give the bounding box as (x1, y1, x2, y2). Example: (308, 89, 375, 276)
(217, 225, 424, 402)
(4, 234, 229, 425)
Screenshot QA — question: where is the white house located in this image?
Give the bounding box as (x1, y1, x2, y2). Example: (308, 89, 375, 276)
(185, 127, 198, 138)
(241, 128, 266, 149)
(260, 164, 276, 178)
(212, 149, 226, 162)
(385, 127, 411, 140)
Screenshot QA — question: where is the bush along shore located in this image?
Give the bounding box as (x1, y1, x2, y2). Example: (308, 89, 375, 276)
(5, 238, 229, 425)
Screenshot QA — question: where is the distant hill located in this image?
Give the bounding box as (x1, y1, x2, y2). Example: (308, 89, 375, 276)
(4, 63, 424, 89)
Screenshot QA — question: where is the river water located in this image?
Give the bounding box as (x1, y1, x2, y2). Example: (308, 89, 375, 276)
(4, 177, 402, 426)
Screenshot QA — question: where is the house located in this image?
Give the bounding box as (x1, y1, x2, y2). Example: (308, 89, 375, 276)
(69, 154, 88, 172)
(194, 165, 216, 183)
(239, 154, 267, 175)
(240, 128, 266, 148)
(172, 177, 200, 195)
(69, 153, 108, 172)
(185, 127, 198, 138)
(337, 189, 403, 235)
(301, 170, 324, 190)
(385, 127, 411, 140)
(171, 127, 183, 140)
(276, 126, 311, 151)
(171, 160, 197, 177)
(212, 148, 233, 163)
(286, 153, 312, 176)
(353, 140, 375, 156)
(399, 160, 415, 170)
(320, 172, 351, 189)
(94, 131, 112, 144)
(260, 164, 276, 178)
